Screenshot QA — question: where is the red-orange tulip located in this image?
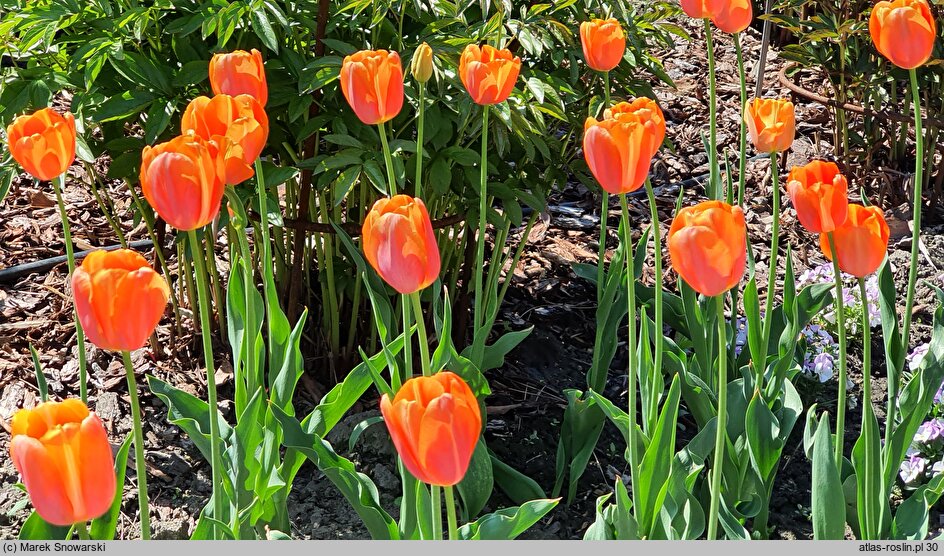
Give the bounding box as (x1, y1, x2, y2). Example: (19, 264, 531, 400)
(209, 49, 268, 106)
(870, 0, 936, 70)
(580, 19, 626, 72)
(668, 200, 747, 297)
(140, 134, 226, 231)
(745, 98, 795, 154)
(181, 94, 269, 185)
(786, 160, 849, 234)
(379, 372, 482, 486)
(10, 399, 116, 526)
(583, 98, 666, 195)
(459, 44, 522, 106)
(680, 0, 713, 18)
(820, 204, 890, 278)
(6, 108, 76, 182)
(340, 50, 405, 125)
(709, 0, 753, 34)
(72, 249, 169, 352)
(362, 195, 440, 294)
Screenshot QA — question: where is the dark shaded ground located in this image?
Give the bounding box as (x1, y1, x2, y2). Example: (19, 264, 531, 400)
(2, 16, 943, 541)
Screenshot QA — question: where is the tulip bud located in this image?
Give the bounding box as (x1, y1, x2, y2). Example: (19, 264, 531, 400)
(72, 249, 170, 352)
(362, 195, 441, 294)
(745, 97, 795, 154)
(411, 42, 434, 83)
(209, 49, 268, 106)
(820, 204, 890, 278)
(668, 200, 747, 297)
(10, 399, 116, 526)
(870, 0, 936, 70)
(380, 372, 482, 486)
(139, 133, 227, 232)
(341, 49, 405, 125)
(786, 160, 849, 234)
(583, 98, 665, 195)
(459, 44, 521, 106)
(180, 94, 269, 185)
(6, 108, 76, 182)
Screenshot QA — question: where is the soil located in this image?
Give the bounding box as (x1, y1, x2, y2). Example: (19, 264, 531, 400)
(1, 16, 943, 541)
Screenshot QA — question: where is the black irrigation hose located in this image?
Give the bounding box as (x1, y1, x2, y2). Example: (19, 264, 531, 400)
(0, 239, 154, 284)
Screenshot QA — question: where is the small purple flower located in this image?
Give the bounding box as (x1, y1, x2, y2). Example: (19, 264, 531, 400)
(914, 418, 944, 445)
(908, 343, 931, 372)
(932, 461, 944, 477)
(811, 352, 835, 382)
(900, 454, 927, 486)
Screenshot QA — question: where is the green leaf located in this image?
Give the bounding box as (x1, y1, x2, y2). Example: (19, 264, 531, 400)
(636, 374, 681, 537)
(457, 439, 493, 521)
(490, 450, 546, 504)
(745, 391, 783, 482)
(457, 499, 560, 540)
(271, 404, 399, 539)
(250, 8, 279, 52)
(89, 434, 133, 540)
(29, 344, 47, 402)
(18, 513, 71, 540)
(811, 414, 845, 540)
(552, 390, 605, 504)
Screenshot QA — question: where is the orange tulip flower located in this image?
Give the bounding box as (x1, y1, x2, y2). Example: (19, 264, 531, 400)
(181, 94, 269, 185)
(209, 49, 268, 106)
(459, 44, 522, 106)
(9, 399, 116, 526)
(870, 0, 936, 70)
(583, 98, 666, 194)
(709, 0, 753, 34)
(668, 200, 747, 297)
(72, 249, 169, 352)
(745, 97, 795, 154)
(580, 19, 626, 72)
(362, 195, 441, 294)
(140, 133, 226, 231)
(680, 0, 713, 18)
(6, 108, 76, 182)
(786, 160, 849, 234)
(340, 50, 405, 126)
(379, 372, 482, 486)
(820, 204, 889, 278)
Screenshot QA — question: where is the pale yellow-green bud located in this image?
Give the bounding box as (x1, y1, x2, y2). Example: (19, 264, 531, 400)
(411, 42, 433, 83)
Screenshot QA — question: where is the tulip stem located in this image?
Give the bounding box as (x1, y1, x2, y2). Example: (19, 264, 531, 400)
(378, 122, 397, 196)
(705, 19, 720, 200)
(858, 275, 877, 538)
(707, 295, 728, 540)
(734, 33, 748, 206)
(472, 107, 490, 364)
(644, 179, 664, 402)
(51, 174, 89, 404)
(826, 232, 849, 468)
(402, 294, 414, 383)
(410, 293, 433, 377)
(619, 194, 640, 518)
(431, 484, 443, 540)
(76, 522, 89, 541)
(187, 230, 225, 539)
(597, 71, 611, 304)
(254, 158, 275, 343)
(121, 350, 151, 540)
(415, 82, 426, 198)
(761, 157, 781, 365)
(898, 68, 924, 423)
(444, 486, 458, 540)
